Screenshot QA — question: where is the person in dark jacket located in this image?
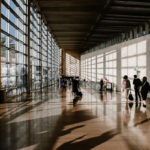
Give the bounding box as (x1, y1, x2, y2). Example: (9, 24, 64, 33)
(72, 78, 79, 94)
(141, 77, 150, 107)
(100, 78, 104, 91)
(133, 75, 142, 102)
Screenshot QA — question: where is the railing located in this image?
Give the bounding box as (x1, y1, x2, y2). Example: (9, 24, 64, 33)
(80, 81, 115, 91)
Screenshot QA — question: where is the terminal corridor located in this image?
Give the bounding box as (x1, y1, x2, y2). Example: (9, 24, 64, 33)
(0, 86, 150, 150)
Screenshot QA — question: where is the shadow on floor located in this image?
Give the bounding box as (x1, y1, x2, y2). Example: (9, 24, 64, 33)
(57, 129, 119, 150)
(59, 125, 85, 136)
(0, 108, 98, 150)
(134, 118, 150, 127)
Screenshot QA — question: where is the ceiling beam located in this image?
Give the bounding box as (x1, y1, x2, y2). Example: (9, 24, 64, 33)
(102, 17, 147, 22)
(105, 14, 150, 19)
(100, 20, 143, 26)
(52, 29, 89, 32)
(95, 28, 124, 32)
(113, 1, 150, 7)
(59, 44, 81, 46)
(48, 21, 94, 24)
(91, 34, 115, 37)
(54, 35, 85, 38)
(58, 41, 82, 43)
(110, 6, 150, 15)
(41, 7, 104, 12)
(81, 0, 115, 47)
(37, 0, 106, 7)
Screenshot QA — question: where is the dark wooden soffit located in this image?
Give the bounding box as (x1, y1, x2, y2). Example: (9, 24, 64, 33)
(36, 0, 150, 54)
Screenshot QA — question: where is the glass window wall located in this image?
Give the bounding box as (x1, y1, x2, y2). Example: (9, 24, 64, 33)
(121, 41, 147, 90)
(1, 0, 27, 98)
(30, 2, 41, 90)
(66, 53, 79, 76)
(0, 0, 61, 99)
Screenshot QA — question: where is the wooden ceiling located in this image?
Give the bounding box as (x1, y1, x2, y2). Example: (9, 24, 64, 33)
(37, 0, 150, 54)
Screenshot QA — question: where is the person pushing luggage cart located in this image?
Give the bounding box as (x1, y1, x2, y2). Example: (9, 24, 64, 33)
(72, 78, 82, 97)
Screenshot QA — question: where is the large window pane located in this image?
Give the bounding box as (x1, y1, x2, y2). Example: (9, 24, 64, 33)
(10, 12, 17, 25)
(1, 4, 8, 17)
(10, 0, 18, 13)
(10, 77, 16, 88)
(1, 47, 7, 61)
(9, 37, 17, 50)
(10, 25, 17, 38)
(1, 18, 8, 32)
(1, 33, 8, 47)
(1, 63, 8, 76)
(1, 77, 9, 89)
(10, 64, 16, 75)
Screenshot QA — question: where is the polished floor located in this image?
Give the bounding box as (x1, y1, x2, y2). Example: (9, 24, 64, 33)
(0, 85, 150, 150)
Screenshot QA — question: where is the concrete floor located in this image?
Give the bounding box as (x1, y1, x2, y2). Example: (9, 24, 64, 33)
(0, 85, 150, 150)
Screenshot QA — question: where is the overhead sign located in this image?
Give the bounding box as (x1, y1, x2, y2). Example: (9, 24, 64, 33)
(134, 67, 138, 71)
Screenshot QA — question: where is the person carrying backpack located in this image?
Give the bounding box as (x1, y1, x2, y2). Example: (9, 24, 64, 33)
(122, 75, 131, 101)
(141, 77, 150, 108)
(133, 75, 142, 102)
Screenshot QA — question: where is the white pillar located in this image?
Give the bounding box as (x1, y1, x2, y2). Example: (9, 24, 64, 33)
(116, 46, 121, 92)
(147, 36, 150, 82)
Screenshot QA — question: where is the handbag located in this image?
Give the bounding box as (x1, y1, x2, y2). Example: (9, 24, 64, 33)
(128, 91, 134, 101)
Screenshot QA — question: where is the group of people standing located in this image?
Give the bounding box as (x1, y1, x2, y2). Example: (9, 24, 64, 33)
(60, 78, 72, 90)
(99, 78, 109, 91)
(122, 75, 150, 107)
(60, 78, 81, 97)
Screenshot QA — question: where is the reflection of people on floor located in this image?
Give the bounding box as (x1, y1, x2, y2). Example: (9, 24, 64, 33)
(103, 77, 109, 91)
(123, 102, 132, 126)
(141, 76, 150, 108)
(100, 91, 104, 101)
(133, 103, 148, 131)
(100, 78, 104, 91)
(128, 102, 134, 109)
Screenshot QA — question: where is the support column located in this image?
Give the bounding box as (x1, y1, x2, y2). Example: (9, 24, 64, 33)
(27, 0, 31, 94)
(116, 47, 121, 92)
(51, 37, 52, 85)
(147, 36, 150, 82)
(0, 0, 1, 90)
(39, 15, 42, 89)
(125, 32, 128, 41)
(79, 57, 81, 78)
(139, 26, 143, 37)
(96, 56, 97, 82)
(145, 23, 149, 35)
(62, 49, 66, 76)
(133, 28, 138, 39)
(103, 53, 106, 80)
(47, 30, 48, 87)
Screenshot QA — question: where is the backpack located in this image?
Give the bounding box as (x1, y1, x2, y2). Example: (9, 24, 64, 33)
(128, 92, 134, 101)
(126, 80, 131, 88)
(137, 78, 142, 86)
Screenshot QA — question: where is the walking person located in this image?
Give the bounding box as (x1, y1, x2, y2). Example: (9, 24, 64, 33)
(133, 75, 142, 102)
(141, 77, 150, 108)
(100, 78, 104, 91)
(61, 78, 64, 89)
(104, 77, 109, 91)
(63, 79, 67, 91)
(122, 75, 131, 102)
(72, 78, 79, 96)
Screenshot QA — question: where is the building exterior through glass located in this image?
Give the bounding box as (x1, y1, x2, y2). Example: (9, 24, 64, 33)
(0, 0, 61, 99)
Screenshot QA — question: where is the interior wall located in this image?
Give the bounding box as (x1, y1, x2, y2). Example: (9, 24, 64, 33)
(81, 34, 150, 92)
(66, 53, 80, 76)
(65, 49, 80, 60)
